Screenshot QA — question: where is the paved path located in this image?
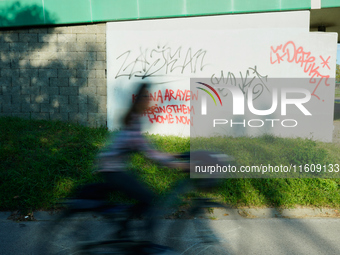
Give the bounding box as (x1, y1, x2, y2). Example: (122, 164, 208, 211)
(1, 217, 340, 255)
(1, 209, 340, 255)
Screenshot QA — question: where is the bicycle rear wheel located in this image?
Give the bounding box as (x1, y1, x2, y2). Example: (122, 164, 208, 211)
(38, 209, 128, 255)
(159, 214, 229, 255)
(153, 181, 230, 254)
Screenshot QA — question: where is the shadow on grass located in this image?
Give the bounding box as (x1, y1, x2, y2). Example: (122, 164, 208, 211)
(0, 117, 109, 213)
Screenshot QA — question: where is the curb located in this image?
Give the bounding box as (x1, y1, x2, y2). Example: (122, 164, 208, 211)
(0, 211, 100, 222)
(1, 208, 340, 222)
(202, 208, 340, 220)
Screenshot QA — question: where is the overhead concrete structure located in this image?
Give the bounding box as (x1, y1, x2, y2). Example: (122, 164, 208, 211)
(0, 1, 339, 45)
(310, 7, 340, 42)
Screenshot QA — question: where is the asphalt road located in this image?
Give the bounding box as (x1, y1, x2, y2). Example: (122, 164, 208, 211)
(1, 215, 340, 255)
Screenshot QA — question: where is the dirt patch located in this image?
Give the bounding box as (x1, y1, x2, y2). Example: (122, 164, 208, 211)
(7, 211, 36, 222)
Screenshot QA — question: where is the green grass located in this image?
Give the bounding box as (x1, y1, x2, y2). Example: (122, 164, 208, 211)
(335, 87, 340, 98)
(0, 117, 108, 213)
(1, 116, 340, 213)
(189, 135, 340, 208)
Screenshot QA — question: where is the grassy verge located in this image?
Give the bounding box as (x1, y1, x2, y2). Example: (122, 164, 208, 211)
(335, 87, 340, 98)
(1, 116, 340, 213)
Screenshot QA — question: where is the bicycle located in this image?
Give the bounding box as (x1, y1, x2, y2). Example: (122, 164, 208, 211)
(36, 151, 233, 255)
(156, 151, 234, 255)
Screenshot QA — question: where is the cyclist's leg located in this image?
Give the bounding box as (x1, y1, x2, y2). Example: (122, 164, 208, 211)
(102, 171, 155, 237)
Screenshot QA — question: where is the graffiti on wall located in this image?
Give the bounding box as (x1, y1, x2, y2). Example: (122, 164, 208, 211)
(210, 65, 269, 101)
(270, 41, 331, 100)
(132, 89, 198, 125)
(113, 41, 334, 128)
(115, 45, 208, 80)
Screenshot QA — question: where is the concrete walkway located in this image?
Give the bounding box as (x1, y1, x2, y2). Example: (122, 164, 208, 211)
(1, 214, 340, 255)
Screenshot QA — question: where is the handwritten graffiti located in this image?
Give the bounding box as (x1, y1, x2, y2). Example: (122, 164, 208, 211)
(147, 114, 193, 125)
(144, 104, 195, 115)
(132, 89, 198, 103)
(132, 89, 196, 125)
(210, 66, 269, 101)
(115, 45, 208, 79)
(270, 41, 330, 100)
(320, 56, 330, 70)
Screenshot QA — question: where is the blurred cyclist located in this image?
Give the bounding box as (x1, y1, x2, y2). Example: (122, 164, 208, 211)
(78, 83, 187, 251)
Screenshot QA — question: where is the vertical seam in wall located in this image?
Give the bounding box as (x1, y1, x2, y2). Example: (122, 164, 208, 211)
(89, 0, 93, 22)
(137, 0, 140, 19)
(183, 0, 187, 15)
(42, 0, 46, 24)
